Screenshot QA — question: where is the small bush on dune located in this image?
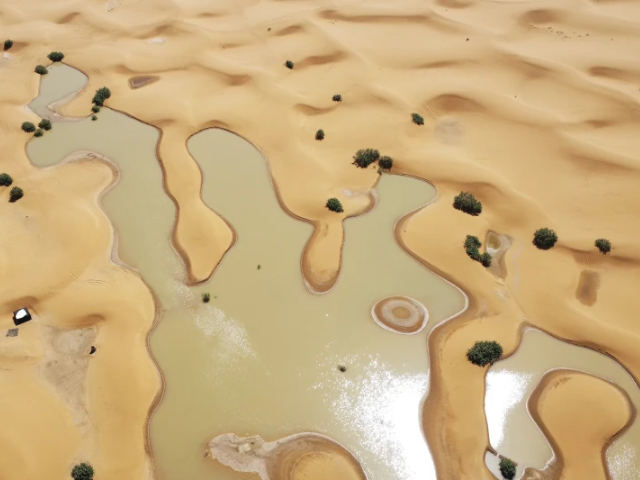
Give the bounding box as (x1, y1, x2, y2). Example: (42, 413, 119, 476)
(0, 173, 13, 186)
(71, 462, 94, 480)
(499, 457, 517, 480)
(3, 39, 13, 51)
(595, 238, 611, 255)
(352, 148, 380, 169)
(48, 51, 64, 62)
(411, 112, 424, 125)
(284, 60, 294, 69)
(9, 186, 23, 203)
(315, 129, 325, 141)
(202, 293, 210, 303)
(326, 197, 343, 213)
(38, 119, 51, 131)
(378, 156, 393, 171)
(21, 122, 35, 133)
(35, 65, 48, 75)
(464, 235, 491, 267)
(92, 86, 111, 107)
(332, 94, 342, 102)
(453, 191, 482, 216)
(533, 228, 557, 250)
(480, 252, 492, 267)
(91, 105, 100, 113)
(34, 128, 43, 137)
(467, 340, 503, 367)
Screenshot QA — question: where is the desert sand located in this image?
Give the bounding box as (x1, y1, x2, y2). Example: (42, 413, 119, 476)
(1, 0, 640, 479)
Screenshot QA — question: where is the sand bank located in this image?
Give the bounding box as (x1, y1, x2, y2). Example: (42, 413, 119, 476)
(371, 296, 429, 334)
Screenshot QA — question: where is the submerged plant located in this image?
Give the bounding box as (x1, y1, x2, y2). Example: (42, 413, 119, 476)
(315, 129, 325, 141)
(284, 60, 294, 69)
(38, 119, 52, 131)
(332, 94, 342, 102)
(91, 105, 100, 113)
(9, 186, 23, 203)
(533, 228, 557, 250)
(378, 156, 393, 171)
(0, 173, 13, 187)
(34, 128, 43, 137)
(466, 340, 503, 367)
(411, 112, 424, 125)
(595, 238, 611, 255)
(48, 51, 64, 62)
(3, 39, 13, 51)
(352, 148, 380, 169)
(326, 197, 343, 213)
(202, 292, 211, 303)
(91, 115, 98, 121)
(71, 462, 94, 480)
(35, 65, 48, 75)
(453, 191, 482, 216)
(499, 457, 517, 480)
(21, 122, 35, 133)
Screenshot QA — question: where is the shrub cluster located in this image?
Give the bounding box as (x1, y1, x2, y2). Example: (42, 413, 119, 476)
(21, 122, 35, 133)
(202, 293, 211, 303)
(3, 39, 13, 51)
(332, 94, 342, 102)
(48, 51, 64, 62)
(315, 129, 325, 141)
(71, 463, 94, 480)
(326, 197, 343, 213)
(39, 119, 52, 131)
(532, 228, 557, 250)
(34, 128, 43, 137)
(378, 156, 393, 171)
(412, 112, 424, 125)
(352, 149, 380, 168)
(595, 238, 611, 255)
(92, 86, 111, 107)
(9, 186, 23, 203)
(467, 340, 503, 367)
(35, 65, 48, 75)
(284, 60, 294, 69)
(499, 457, 517, 480)
(0, 173, 13, 186)
(453, 191, 482, 216)
(464, 235, 491, 267)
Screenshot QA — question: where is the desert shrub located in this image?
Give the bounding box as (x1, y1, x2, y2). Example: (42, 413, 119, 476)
(463, 235, 491, 267)
(9, 186, 23, 203)
(71, 463, 94, 480)
(332, 94, 342, 102)
(412, 112, 424, 125)
(453, 191, 482, 216)
(0, 173, 13, 186)
(480, 252, 492, 267)
(284, 60, 294, 69)
(352, 148, 380, 169)
(91, 105, 100, 113)
(92, 86, 111, 107)
(91, 115, 97, 121)
(533, 228, 557, 250)
(48, 51, 64, 62)
(3, 39, 13, 51)
(202, 292, 210, 303)
(34, 128, 43, 137)
(467, 340, 503, 367)
(38, 119, 52, 131)
(595, 238, 611, 255)
(35, 65, 48, 75)
(378, 156, 393, 171)
(499, 457, 517, 480)
(21, 122, 35, 133)
(326, 197, 343, 213)
(315, 129, 325, 140)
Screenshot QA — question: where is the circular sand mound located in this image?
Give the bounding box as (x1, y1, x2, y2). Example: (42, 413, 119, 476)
(371, 296, 428, 334)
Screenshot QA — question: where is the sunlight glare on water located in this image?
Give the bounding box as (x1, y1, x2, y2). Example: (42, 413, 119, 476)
(485, 371, 532, 447)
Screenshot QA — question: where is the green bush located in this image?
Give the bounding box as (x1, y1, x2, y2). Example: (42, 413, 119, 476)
(91, 105, 100, 113)
(412, 112, 424, 125)
(595, 238, 611, 255)
(453, 191, 482, 216)
(533, 228, 557, 250)
(9, 186, 23, 203)
(34, 128, 43, 137)
(48, 51, 64, 62)
(378, 156, 393, 171)
(315, 129, 325, 141)
(466, 340, 503, 367)
(332, 94, 342, 102)
(92, 86, 111, 107)
(35, 65, 48, 75)
(499, 457, 517, 480)
(480, 252, 492, 267)
(38, 119, 52, 131)
(91, 115, 98, 121)
(463, 235, 491, 267)
(352, 148, 380, 169)
(21, 122, 35, 133)
(3, 39, 13, 51)
(202, 292, 210, 303)
(0, 173, 13, 186)
(326, 197, 343, 213)
(285, 60, 294, 69)
(71, 462, 94, 480)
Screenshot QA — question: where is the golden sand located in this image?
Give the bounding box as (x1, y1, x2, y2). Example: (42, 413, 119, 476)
(1, 0, 640, 479)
